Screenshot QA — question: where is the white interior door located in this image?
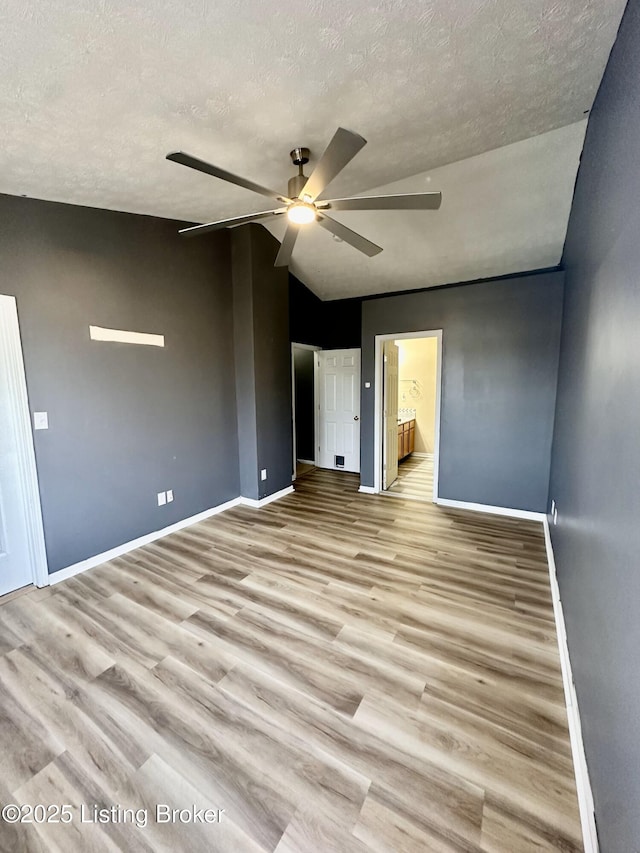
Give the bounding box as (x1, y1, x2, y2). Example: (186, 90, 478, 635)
(318, 349, 361, 473)
(383, 341, 399, 489)
(0, 296, 41, 595)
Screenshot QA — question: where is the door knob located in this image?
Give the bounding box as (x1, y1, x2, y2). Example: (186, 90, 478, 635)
(354, 415, 359, 421)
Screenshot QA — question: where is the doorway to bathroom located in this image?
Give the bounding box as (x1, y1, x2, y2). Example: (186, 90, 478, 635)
(374, 330, 442, 502)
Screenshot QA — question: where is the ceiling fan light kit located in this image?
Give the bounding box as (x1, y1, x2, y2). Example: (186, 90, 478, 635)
(166, 127, 442, 266)
(287, 201, 316, 224)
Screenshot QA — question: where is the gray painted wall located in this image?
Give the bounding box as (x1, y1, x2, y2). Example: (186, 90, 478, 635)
(232, 225, 293, 500)
(549, 2, 640, 849)
(361, 271, 564, 511)
(0, 193, 239, 573)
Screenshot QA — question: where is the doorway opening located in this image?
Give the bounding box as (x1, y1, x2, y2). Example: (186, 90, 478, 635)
(374, 330, 442, 502)
(291, 343, 320, 480)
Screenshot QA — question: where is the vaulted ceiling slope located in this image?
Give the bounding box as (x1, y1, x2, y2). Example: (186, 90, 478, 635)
(0, 1, 626, 296)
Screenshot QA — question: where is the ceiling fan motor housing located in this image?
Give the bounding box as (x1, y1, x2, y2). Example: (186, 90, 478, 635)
(288, 173, 308, 199)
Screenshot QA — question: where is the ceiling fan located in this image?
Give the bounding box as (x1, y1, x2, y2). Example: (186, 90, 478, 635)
(166, 127, 442, 267)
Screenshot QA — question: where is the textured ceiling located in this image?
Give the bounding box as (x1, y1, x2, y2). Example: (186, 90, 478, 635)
(266, 121, 587, 299)
(0, 0, 626, 295)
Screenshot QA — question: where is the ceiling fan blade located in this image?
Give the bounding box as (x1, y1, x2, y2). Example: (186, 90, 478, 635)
(178, 208, 286, 237)
(274, 223, 300, 267)
(315, 213, 382, 257)
(167, 152, 290, 204)
(323, 192, 442, 211)
(299, 128, 367, 202)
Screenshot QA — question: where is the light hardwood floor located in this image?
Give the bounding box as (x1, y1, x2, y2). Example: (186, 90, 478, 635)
(0, 469, 582, 852)
(295, 461, 315, 478)
(386, 454, 434, 501)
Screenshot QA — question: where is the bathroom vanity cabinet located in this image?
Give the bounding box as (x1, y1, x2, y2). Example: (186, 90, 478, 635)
(398, 418, 415, 460)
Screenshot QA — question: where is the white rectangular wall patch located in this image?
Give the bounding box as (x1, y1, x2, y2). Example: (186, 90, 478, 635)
(89, 326, 165, 347)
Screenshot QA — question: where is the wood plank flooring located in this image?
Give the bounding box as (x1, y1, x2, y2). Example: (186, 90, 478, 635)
(386, 454, 434, 501)
(295, 461, 315, 478)
(0, 469, 582, 852)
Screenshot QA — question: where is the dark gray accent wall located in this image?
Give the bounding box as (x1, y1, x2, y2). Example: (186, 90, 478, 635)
(361, 271, 564, 511)
(323, 296, 362, 349)
(232, 225, 293, 499)
(289, 275, 325, 347)
(0, 193, 239, 573)
(289, 275, 362, 349)
(549, 3, 640, 849)
(293, 348, 315, 461)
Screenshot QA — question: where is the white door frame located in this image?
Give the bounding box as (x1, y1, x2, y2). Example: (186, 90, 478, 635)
(0, 295, 49, 587)
(373, 329, 443, 500)
(291, 342, 321, 479)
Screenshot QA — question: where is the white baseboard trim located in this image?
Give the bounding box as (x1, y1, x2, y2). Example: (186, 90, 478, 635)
(296, 459, 315, 466)
(380, 490, 433, 504)
(240, 485, 294, 508)
(434, 497, 545, 522)
(410, 452, 433, 459)
(49, 486, 294, 586)
(543, 518, 599, 853)
(358, 485, 378, 494)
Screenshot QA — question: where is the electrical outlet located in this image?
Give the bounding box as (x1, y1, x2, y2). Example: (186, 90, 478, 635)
(157, 491, 166, 506)
(166, 489, 174, 503)
(260, 469, 267, 481)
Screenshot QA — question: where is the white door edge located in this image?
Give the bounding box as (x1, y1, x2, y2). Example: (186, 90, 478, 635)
(382, 341, 399, 490)
(0, 295, 49, 587)
(314, 352, 319, 467)
(291, 344, 296, 480)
